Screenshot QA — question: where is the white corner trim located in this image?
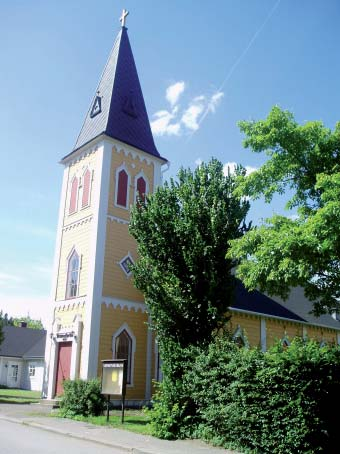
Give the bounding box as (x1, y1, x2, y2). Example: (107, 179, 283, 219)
(101, 297, 147, 313)
(260, 317, 266, 352)
(81, 140, 112, 379)
(114, 162, 131, 210)
(302, 325, 308, 340)
(145, 316, 153, 400)
(112, 323, 136, 386)
(153, 161, 162, 190)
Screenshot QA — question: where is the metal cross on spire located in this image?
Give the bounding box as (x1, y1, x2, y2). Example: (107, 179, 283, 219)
(120, 9, 129, 27)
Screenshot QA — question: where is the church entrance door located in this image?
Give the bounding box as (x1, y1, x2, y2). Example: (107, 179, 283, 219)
(54, 341, 72, 396)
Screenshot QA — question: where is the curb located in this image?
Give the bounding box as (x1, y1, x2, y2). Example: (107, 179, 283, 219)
(0, 415, 153, 454)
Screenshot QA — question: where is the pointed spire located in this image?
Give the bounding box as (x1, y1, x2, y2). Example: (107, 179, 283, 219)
(72, 15, 161, 159)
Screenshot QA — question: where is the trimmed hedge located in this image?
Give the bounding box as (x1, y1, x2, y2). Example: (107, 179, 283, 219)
(59, 378, 105, 417)
(150, 337, 340, 453)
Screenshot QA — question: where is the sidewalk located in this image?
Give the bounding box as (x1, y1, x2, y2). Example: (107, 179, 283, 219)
(0, 403, 238, 454)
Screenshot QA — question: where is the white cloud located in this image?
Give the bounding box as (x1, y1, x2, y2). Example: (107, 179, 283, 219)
(181, 102, 205, 132)
(150, 109, 181, 136)
(152, 81, 224, 137)
(207, 91, 224, 113)
(166, 81, 185, 107)
(195, 158, 203, 167)
(223, 162, 257, 176)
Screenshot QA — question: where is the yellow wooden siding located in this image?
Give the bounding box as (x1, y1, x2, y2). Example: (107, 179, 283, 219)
(64, 152, 98, 225)
(56, 220, 92, 301)
(229, 312, 261, 347)
(98, 304, 148, 400)
(107, 146, 154, 220)
(305, 325, 337, 344)
(102, 219, 144, 301)
(266, 319, 303, 347)
(229, 312, 339, 349)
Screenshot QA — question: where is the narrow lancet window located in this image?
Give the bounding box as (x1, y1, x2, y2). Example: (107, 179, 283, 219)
(66, 250, 80, 299)
(115, 329, 132, 383)
(82, 169, 91, 208)
(117, 169, 129, 207)
(69, 177, 78, 214)
(136, 176, 147, 202)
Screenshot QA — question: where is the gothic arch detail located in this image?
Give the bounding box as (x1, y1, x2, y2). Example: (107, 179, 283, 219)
(134, 170, 149, 203)
(65, 248, 80, 299)
(115, 164, 130, 209)
(69, 176, 79, 214)
(81, 167, 92, 208)
(112, 323, 136, 385)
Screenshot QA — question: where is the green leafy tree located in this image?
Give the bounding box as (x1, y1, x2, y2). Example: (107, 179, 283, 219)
(0, 311, 14, 345)
(228, 106, 340, 315)
(130, 158, 250, 348)
(13, 316, 44, 330)
(130, 158, 250, 437)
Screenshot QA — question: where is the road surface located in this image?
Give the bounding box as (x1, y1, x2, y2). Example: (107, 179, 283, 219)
(0, 419, 125, 454)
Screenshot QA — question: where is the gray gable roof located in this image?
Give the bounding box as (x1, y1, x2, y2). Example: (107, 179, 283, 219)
(0, 326, 46, 358)
(232, 281, 340, 330)
(68, 26, 163, 161)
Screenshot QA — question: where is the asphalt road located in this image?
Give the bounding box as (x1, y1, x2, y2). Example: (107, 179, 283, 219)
(0, 419, 125, 454)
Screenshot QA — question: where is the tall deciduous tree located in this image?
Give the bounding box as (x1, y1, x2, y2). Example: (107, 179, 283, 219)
(13, 316, 44, 330)
(130, 158, 250, 348)
(228, 106, 340, 315)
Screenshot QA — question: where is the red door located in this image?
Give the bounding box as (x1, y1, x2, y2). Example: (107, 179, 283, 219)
(54, 342, 72, 397)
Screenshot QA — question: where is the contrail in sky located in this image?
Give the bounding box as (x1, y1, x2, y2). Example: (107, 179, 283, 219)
(188, 0, 281, 141)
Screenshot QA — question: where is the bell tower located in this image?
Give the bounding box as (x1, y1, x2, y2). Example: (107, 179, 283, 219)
(44, 11, 168, 404)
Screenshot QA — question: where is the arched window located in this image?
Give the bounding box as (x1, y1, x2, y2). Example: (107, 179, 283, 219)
(232, 325, 248, 348)
(136, 176, 146, 202)
(66, 249, 80, 299)
(114, 329, 132, 384)
(69, 176, 78, 214)
(81, 169, 91, 208)
(116, 168, 129, 208)
(281, 337, 290, 349)
(134, 173, 149, 204)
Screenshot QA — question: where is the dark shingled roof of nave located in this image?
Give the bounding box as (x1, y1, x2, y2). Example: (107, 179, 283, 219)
(66, 26, 163, 161)
(232, 280, 306, 322)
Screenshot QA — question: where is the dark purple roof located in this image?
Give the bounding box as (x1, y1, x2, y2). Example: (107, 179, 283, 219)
(71, 27, 162, 160)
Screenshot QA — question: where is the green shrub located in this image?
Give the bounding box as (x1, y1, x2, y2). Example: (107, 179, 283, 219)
(59, 379, 105, 417)
(148, 340, 201, 439)
(188, 336, 340, 453)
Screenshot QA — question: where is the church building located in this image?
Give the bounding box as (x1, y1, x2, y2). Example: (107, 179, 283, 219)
(44, 10, 340, 403)
(44, 11, 166, 403)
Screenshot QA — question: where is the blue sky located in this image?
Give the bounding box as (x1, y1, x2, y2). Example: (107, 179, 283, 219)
(1, 0, 339, 326)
